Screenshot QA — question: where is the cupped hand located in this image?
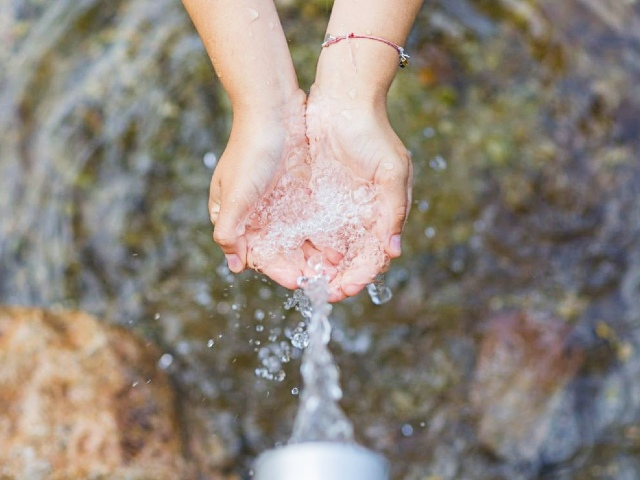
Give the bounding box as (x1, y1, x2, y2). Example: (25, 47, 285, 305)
(305, 84, 413, 302)
(209, 88, 311, 287)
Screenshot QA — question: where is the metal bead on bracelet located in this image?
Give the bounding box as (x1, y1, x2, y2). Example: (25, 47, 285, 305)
(322, 32, 410, 68)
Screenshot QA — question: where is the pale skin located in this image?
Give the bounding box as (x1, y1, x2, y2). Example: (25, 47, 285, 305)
(182, 0, 423, 302)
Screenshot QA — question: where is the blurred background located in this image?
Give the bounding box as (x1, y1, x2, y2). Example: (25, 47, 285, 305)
(1, 0, 640, 478)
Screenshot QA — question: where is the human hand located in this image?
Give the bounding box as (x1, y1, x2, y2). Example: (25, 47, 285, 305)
(305, 84, 413, 302)
(209, 88, 310, 286)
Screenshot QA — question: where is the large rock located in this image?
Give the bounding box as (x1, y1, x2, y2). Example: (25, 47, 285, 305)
(0, 306, 230, 479)
(470, 311, 585, 468)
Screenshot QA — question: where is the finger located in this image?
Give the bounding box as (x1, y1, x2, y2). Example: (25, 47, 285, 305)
(261, 262, 305, 291)
(375, 151, 413, 259)
(328, 287, 347, 303)
(322, 246, 344, 266)
(210, 175, 249, 273)
(336, 251, 381, 299)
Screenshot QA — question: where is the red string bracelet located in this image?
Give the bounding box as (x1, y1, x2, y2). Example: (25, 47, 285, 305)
(321, 32, 410, 68)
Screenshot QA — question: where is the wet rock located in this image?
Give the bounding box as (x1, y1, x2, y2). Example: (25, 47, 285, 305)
(471, 310, 584, 468)
(0, 306, 232, 480)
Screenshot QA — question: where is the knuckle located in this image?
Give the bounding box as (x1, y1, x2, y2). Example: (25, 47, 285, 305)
(212, 227, 235, 247)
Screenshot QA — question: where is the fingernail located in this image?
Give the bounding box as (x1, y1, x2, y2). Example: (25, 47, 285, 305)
(389, 234, 402, 256)
(225, 254, 243, 273)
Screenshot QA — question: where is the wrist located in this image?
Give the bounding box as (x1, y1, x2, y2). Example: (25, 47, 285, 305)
(231, 87, 306, 125)
(312, 34, 399, 109)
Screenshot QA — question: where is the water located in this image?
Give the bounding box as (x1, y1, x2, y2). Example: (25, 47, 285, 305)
(288, 275, 355, 443)
(2, 1, 640, 479)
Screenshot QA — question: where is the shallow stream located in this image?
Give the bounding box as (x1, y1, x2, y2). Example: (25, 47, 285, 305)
(2, 1, 640, 478)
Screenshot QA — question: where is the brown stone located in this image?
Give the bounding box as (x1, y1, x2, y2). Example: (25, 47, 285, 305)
(470, 310, 584, 464)
(0, 306, 231, 479)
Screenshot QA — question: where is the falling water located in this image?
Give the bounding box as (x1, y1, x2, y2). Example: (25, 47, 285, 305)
(288, 274, 355, 443)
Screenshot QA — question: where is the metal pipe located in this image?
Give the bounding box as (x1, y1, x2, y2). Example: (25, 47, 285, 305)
(253, 442, 389, 480)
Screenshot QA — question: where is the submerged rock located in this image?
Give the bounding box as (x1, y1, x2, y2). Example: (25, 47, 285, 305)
(0, 306, 232, 480)
(471, 311, 585, 468)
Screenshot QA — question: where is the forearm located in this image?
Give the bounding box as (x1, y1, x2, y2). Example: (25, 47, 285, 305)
(182, 0, 299, 116)
(315, 0, 423, 105)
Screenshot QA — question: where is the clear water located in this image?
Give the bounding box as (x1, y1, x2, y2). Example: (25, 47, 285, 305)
(2, 1, 640, 479)
(288, 275, 355, 443)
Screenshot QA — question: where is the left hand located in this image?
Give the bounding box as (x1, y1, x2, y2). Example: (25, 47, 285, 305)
(304, 84, 413, 302)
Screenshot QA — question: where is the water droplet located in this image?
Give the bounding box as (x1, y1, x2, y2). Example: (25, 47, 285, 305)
(291, 323, 310, 349)
(216, 302, 231, 314)
(158, 353, 173, 369)
(247, 7, 259, 21)
(429, 155, 447, 171)
(367, 275, 393, 305)
(401, 424, 414, 437)
(203, 151, 217, 169)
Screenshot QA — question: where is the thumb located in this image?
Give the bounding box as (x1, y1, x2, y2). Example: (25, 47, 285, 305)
(375, 150, 413, 259)
(209, 175, 249, 273)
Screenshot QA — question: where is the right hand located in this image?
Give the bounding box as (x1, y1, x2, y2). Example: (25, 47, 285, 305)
(209, 89, 311, 288)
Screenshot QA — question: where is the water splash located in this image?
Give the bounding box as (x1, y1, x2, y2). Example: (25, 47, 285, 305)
(289, 275, 355, 443)
(366, 274, 393, 306)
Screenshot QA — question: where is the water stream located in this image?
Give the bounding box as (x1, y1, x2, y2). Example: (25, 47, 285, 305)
(2, 1, 640, 479)
(289, 275, 355, 444)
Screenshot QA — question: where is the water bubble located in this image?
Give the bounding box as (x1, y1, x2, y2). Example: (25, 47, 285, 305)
(424, 226, 436, 238)
(254, 309, 265, 321)
(423, 126, 435, 138)
(401, 424, 414, 437)
(158, 353, 173, 369)
(203, 152, 217, 169)
(216, 302, 231, 314)
(291, 387, 299, 395)
(153, 312, 160, 320)
(291, 322, 310, 349)
(176, 341, 190, 355)
(255, 324, 264, 332)
(285, 289, 312, 318)
(259, 287, 273, 300)
(429, 155, 447, 171)
(207, 339, 214, 348)
(417, 200, 430, 212)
